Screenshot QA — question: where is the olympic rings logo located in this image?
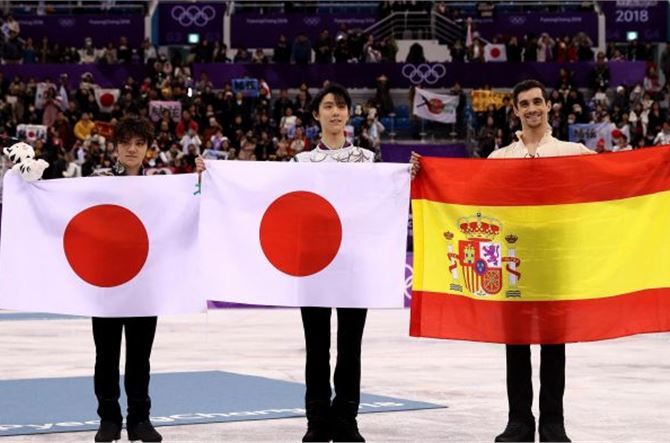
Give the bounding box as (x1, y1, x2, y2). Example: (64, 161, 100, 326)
(508, 16, 527, 25)
(303, 17, 321, 26)
(171, 5, 216, 27)
(58, 18, 76, 27)
(401, 64, 447, 85)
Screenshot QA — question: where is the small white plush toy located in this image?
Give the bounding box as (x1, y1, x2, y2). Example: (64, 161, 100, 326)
(11, 158, 50, 182)
(3, 141, 35, 164)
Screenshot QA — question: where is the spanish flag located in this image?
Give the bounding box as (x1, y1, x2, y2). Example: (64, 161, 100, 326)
(410, 147, 670, 344)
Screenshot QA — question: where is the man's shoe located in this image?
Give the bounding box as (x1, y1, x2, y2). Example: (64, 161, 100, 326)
(332, 416, 365, 442)
(127, 421, 162, 442)
(303, 400, 332, 442)
(495, 421, 536, 442)
(302, 422, 333, 442)
(539, 422, 571, 442)
(94, 421, 121, 442)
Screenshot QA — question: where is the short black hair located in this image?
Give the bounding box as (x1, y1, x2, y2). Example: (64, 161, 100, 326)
(512, 79, 548, 107)
(310, 83, 352, 116)
(113, 116, 154, 145)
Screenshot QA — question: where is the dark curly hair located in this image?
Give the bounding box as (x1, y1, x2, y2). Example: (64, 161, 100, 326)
(113, 116, 154, 145)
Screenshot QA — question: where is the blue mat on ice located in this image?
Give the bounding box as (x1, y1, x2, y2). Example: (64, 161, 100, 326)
(0, 371, 445, 436)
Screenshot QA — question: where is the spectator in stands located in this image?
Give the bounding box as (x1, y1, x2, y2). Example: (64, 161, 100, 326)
(468, 36, 486, 63)
(363, 34, 382, 63)
(233, 47, 251, 63)
(193, 38, 214, 63)
(643, 66, 662, 99)
(2, 28, 23, 63)
(359, 112, 385, 151)
(74, 112, 96, 141)
(101, 42, 118, 65)
(521, 34, 538, 62)
(36, 36, 50, 63)
(292, 33, 312, 65)
(660, 43, 670, 86)
(537, 34, 555, 62)
(646, 101, 665, 145)
(506, 36, 522, 62)
(477, 114, 497, 158)
(117, 36, 132, 64)
(405, 42, 426, 64)
(314, 30, 333, 64)
(653, 120, 670, 145)
(334, 35, 352, 63)
(249, 48, 267, 64)
(555, 35, 577, 63)
(141, 38, 157, 64)
(22, 37, 37, 64)
(175, 110, 199, 139)
(273, 34, 291, 63)
(629, 101, 648, 146)
(589, 52, 610, 91)
(380, 36, 398, 62)
(212, 41, 231, 63)
(576, 33, 594, 61)
(79, 37, 97, 64)
(611, 129, 633, 151)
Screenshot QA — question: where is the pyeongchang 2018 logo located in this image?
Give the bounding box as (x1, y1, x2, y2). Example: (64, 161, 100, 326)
(171, 5, 217, 27)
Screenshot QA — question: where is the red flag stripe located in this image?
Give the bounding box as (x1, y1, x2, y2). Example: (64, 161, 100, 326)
(410, 289, 670, 344)
(412, 146, 670, 206)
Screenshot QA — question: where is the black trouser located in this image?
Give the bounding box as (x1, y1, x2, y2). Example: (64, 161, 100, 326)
(300, 307, 367, 413)
(505, 344, 566, 425)
(92, 316, 157, 426)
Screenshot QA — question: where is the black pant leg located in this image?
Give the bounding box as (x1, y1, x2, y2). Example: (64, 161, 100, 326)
(539, 344, 566, 424)
(92, 317, 124, 424)
(301, 307, 333, 405)
(505, 344, 534, 423)
(332, 308, 367, 414)
(123, 316, 157, 426)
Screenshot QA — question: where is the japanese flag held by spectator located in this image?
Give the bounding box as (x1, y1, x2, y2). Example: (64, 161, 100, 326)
(484, 43, 507, 62)
(199, 161, 411, 308)
(413, 88, 459, 124)
(94, 88, 120, 113)
(0, 172, 205, 317)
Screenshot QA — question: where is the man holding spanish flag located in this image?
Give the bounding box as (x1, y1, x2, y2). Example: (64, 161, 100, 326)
(486, 80, 593, 443)
(410, 79, 594, 442)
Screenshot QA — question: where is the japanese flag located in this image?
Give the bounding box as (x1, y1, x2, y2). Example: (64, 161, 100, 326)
(0, 172, 205, 317)
(94, 88, 120, 113)
(199, 161, 410, 308)
(484, 43, 507, 62)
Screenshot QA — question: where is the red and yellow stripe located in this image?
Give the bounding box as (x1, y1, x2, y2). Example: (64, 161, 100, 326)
(410, 147, 670, 344)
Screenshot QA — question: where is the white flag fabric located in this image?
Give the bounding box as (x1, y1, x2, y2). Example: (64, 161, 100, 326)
(484, 43, 507, 62)
(16, 124, 47, 143)
(412, 88, 459, 124)
(94, 88, 120, 113)
(0, 172, 205, 317)
(199, 161, 411, 308)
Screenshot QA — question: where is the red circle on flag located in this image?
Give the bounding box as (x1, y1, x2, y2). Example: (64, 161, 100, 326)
(100, 93, 115, 107)
(427, 98, 445, 114)
(491, 47, 501, 58)
(259, 191, 342, 277)
(63, 204, 149, 287)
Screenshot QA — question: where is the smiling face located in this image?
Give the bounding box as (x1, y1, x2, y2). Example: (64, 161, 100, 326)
(513, 87, 550, 131)
(313, 92, 349, 135)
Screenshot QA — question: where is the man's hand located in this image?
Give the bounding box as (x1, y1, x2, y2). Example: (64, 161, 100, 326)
(195, 155, 206, 174)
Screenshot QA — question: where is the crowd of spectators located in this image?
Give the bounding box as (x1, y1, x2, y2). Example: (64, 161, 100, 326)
(476, 51, 670, 157)
(0, 55, 394, 178)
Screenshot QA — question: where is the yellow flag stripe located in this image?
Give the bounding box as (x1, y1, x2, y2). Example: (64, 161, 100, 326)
(412, 190, 670, 301)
